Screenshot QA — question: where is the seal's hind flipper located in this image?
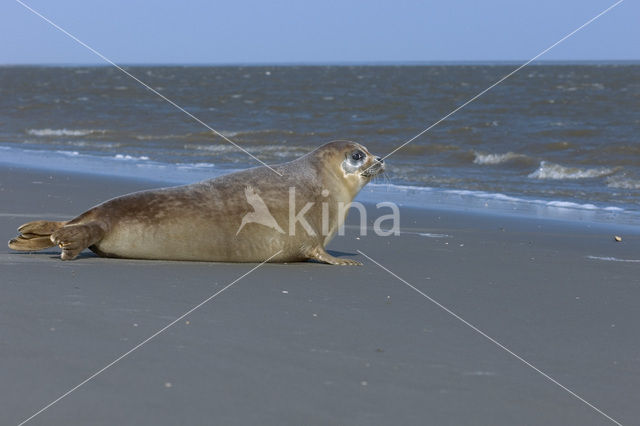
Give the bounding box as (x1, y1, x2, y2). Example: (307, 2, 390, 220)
(8, 235, 56, 251)
(8, 220, 66, 252)
(18, 220, 67, 236)
(50, 221, 106, 260)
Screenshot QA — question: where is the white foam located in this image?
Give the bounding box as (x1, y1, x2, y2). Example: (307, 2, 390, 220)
(177, 162, 216, 169)
(369, 183, 434, 193)
(445, 189, 521, 202)
(546, 201, 598, 210)
(184, 143, 307, 155)
(606, 176, 640, 189)
(528, 161, 616, 180)
(65, 141, 121, 148)
(27, 128, 106, 137)
(587, 256, 640, 263)
(185, 144, 247, 153)
(114, 154, 149, 161)
(187, 162, 216, 168)
(136, 134, 183, 140)
(417, 233, 451, 238)
(473, 152, 528, 165)
(55, 150, 79, 156)
(369, 183, 626, 215)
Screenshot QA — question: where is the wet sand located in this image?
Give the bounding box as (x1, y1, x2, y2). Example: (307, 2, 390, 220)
(1, 164, 639, 425)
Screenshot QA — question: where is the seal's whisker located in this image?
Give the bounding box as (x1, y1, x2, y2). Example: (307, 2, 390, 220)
(384, 173, 392, 191)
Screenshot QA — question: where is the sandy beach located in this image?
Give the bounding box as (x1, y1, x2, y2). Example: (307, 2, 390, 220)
(1, 163, 639, 425)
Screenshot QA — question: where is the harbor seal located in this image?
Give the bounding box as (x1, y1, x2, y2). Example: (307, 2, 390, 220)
(8, 141, 385, 265)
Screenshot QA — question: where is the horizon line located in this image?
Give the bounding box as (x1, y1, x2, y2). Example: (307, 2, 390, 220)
(1, 59, 640, 67)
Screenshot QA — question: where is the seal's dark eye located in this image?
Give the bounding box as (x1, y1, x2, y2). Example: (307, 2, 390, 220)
(351, 150, 365, 162)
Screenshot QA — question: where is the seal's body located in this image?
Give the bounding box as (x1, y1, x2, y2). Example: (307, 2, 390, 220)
(9, 141, 384, 265)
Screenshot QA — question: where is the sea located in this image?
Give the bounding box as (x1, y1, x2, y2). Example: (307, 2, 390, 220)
(1, 64, 639, 226)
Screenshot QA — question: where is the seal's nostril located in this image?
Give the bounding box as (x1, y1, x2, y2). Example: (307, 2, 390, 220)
(376, 157, 384, 163)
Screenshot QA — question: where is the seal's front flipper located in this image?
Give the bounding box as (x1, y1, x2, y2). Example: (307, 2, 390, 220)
(307, 247, 362, 266)
(50, 221, 106, 260)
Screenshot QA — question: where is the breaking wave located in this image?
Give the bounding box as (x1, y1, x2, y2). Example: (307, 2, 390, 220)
(528, 161, 618, 180)
(606, 175, 640, 189)
(135, 128, 298, 141)
(473, 151, 532, 165)
(55, 150, 80, 156)
(27, 128, 107, 137)
(114, 154, 150, 161)
(184, 143, 310, 158)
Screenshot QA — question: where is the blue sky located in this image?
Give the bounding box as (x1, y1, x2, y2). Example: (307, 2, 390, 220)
(2, 0, 637, 64)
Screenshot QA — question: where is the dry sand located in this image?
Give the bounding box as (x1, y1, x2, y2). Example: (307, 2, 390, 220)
(1, 164, 639, 425)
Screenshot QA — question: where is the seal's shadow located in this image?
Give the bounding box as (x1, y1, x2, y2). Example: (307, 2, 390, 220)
(18, 249, 356, 263)
(305, 249, 359, 264)
(327, 249, 357, 257)
(46, 251, 98, 260)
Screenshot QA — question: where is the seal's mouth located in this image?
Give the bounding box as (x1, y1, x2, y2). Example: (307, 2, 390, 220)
(361, 157, 385, 178)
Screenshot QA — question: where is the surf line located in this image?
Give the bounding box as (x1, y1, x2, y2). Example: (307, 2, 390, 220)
(375, 0, 625, 167)
(15, 0, 282, 176)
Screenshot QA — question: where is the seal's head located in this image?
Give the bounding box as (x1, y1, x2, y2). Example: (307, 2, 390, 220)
(307, 140, 385, 197)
